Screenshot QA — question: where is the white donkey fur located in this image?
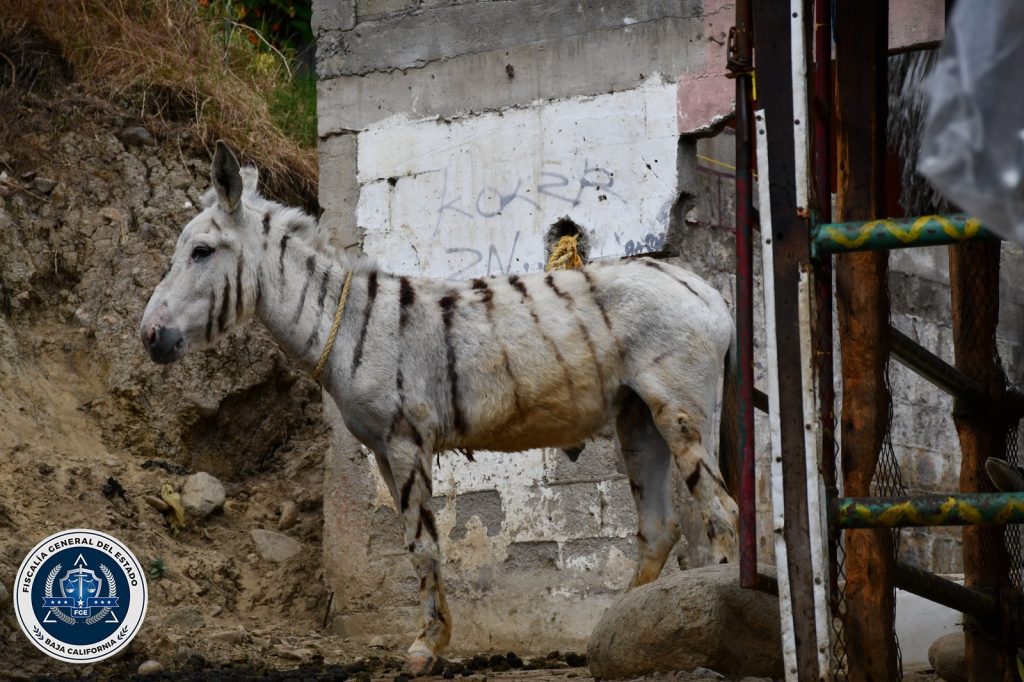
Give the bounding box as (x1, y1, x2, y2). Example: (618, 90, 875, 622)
(141, 142, 740, 674)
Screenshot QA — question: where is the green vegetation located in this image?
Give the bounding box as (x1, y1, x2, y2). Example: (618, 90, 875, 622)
(1, 0, 318, 205)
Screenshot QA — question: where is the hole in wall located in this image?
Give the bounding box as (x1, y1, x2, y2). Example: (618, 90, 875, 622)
(545, 217, 590, 264)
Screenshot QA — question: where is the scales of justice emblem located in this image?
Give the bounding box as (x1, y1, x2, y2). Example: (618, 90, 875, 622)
(41, 553, 120, 625)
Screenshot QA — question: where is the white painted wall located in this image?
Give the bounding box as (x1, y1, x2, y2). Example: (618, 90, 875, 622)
(356, 78, 679, 279)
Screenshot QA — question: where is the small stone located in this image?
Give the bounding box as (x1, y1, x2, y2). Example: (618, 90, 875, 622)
(169, 172, 192, 190)
(32, 177, 56, 194)
(368, 635, 386, 648)
(250, 529, 302, 562)
(165, 607, 205, 632)
(210, 627, 246, 644)
(274, 645, 314, 661)
(118, 126, 156, 147)
(138, 660, 163, 676)
(278, 500, 298, 530)
(209, 604, 223, 618)
(180, 472, 226, 519)
(143, 495, 170, 513)
(691, 668, 726, 680)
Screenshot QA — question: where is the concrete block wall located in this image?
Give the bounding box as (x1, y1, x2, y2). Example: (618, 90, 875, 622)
(314, 0, 734, 653)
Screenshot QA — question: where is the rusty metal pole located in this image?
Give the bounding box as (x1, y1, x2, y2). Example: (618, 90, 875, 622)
(730, 0, 757, 592)
(834, 2, 899, 680)
(811, 0, 837, 610)
(949, 240, 1012, 681)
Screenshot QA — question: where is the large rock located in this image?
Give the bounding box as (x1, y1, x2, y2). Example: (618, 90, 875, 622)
(587, 564, 782, 679)
(928, 632, 966, 682)
(180, 472, 226, 519)
(250, 529, 302, 562)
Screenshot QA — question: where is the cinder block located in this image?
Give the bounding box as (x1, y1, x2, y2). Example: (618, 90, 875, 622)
(312, 0, 355, 34)
(356, 0, 417, 18)
(597, 479, 638, 537)
(503, 541, 560, 572)
(544, 432, 624, 485)
(449, 490, 505, 540)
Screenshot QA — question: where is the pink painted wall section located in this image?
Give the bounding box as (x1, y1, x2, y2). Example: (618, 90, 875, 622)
(677, 0, 734, 135)
(890, 0, 944, 51)
(677, 0, 944, 134)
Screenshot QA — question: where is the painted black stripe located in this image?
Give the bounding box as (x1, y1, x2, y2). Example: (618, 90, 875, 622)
(473, 278, 524, 418)
(439, 292, 466, 435)
(544, 273, 572, 301)
(292, 256, 315, 324)
(255, 272, 263, 308)
(508, 274, 529, 300)
(685, 465, 701, 492)
(279, 235, 290, 278)
(420, 507, 438, 542)
(262, 211, 272, 234)
(205, 290, 215, 343)
(217, 275, 230, 333)
(471, 278, 494, 307)
(399, 276, 415, 329)
(316, 268, 331, 311)
(210, 218, 223, 233)
(351, 271, 379, 375)
(643, 260, 706, 303)
(400, 467, 417, 511)
(235, 256, 244, 317)
(581, 270, 614, 331)
(701, 460, 728, 490)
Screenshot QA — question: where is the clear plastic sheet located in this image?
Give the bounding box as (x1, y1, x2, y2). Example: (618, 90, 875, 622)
(918, 0, 1024, 243)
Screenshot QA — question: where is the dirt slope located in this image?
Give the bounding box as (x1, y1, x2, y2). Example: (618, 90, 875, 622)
(0, 45, 345, 676)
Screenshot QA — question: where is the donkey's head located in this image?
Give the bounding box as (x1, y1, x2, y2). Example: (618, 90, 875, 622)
(140, 141, 260, 364)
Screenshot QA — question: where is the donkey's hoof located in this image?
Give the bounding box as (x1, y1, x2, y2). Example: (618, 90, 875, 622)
(406, 652, 437, 676)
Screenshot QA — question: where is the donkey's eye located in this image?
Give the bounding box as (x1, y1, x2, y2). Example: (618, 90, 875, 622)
(191, 244, 214, 261)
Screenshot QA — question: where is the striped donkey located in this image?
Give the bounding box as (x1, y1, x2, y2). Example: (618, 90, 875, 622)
(140, 142, 740, 674)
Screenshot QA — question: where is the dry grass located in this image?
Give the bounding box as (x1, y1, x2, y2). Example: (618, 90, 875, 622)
(0, 0, 317, 206)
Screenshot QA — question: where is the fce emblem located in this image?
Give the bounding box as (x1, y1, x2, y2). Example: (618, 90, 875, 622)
(13, 529, 148, 663)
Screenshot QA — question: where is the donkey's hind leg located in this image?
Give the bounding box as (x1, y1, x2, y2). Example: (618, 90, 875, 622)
(385, 438, 451, 675)
(616, 390, 681, 588)
(633, 385, 739, 565)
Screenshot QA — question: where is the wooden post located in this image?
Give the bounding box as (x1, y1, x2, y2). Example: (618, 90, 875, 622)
(751, 1, 821, 678)
(949, 240, 1012, 681)
(834, 2, 898, 680)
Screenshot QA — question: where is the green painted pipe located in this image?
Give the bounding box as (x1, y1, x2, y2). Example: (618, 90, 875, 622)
(811, 214, 998, 257)
(833, 492, 1024, 529)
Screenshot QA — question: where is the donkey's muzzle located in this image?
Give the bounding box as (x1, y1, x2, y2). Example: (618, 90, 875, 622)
(144, 325, 185, 364)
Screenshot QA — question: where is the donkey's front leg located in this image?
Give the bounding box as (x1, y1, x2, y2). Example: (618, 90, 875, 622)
(388, 442, 451, 675)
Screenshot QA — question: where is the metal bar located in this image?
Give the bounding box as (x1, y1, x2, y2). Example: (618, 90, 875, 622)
(756, 108, 799, 680)
(894, 562, 999, 623)
(812, 213, 998, 256)
(833, 492, 1024, 529)
(890, 327, 986, 405)
(798, 267, 832, 678)
(731, 0, 756, 592)
(810, 0, 838, 616)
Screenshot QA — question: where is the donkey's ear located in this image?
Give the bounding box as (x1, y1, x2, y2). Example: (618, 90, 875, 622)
(211, 140, 243, 213)
(239, 163, 259, 198)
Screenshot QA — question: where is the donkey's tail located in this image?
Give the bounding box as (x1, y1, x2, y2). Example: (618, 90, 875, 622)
(718, 333, 740, 502)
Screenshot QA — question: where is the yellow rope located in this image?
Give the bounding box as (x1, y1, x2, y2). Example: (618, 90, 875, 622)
(545, 234, 584, 271)
(313, 271, 354, 382)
